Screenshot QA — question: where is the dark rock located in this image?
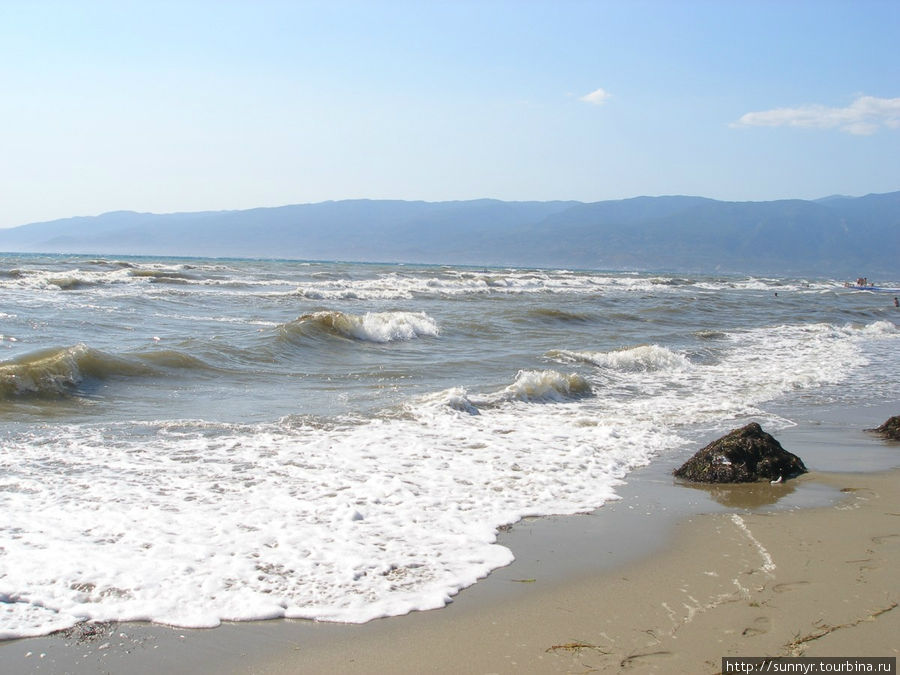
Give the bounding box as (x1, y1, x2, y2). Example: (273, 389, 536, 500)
(674, 422, 807, 483)
(869, 416, 900, 441)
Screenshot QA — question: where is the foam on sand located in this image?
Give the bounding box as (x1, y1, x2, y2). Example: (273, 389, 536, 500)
(0, 372, 661, 635)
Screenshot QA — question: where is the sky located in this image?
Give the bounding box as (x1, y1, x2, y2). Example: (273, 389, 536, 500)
(1, 0, 899, 228)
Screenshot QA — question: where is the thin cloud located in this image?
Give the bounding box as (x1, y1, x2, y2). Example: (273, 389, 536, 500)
(733, 95, 900, 135)
(580, 87, 612, 106)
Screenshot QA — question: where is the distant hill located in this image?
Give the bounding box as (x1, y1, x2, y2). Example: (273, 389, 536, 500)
(1, 192, 898, 276)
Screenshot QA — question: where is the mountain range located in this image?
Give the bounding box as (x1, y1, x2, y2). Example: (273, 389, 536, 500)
(2, 192, 898, 276)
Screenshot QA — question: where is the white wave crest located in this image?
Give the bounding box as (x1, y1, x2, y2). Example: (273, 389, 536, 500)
(417, 387, 480, 415)
(547, 345, 692, 372)
(495, 369, 592, 403)
(297, 311, 440, 343)
(857, 320, 897, 336)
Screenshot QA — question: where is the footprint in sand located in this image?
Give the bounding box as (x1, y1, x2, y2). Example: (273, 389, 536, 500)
(871, 533, 899, 546)
(837, 487, 877, 510)
(742, 616, 770, 637)
(620, 651, 673, 669)
(773, 581, 810, 593)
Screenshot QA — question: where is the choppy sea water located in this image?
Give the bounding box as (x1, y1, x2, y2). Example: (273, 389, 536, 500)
(0, 253, 898, 638)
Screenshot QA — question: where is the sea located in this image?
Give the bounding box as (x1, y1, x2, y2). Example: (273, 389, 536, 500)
(1, 253, 898, 639)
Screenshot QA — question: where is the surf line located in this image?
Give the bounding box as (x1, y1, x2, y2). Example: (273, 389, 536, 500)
(730, 513, 776, 578)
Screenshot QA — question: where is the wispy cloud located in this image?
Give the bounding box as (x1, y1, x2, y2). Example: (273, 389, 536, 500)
(580, 87, 611, 106)
(733, 95, 900, 135)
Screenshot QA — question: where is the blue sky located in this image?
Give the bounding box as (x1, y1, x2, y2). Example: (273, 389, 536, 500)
(1, 0, 898, 228)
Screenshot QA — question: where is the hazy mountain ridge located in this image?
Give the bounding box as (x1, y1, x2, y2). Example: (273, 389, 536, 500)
(2, 192, 898, 275)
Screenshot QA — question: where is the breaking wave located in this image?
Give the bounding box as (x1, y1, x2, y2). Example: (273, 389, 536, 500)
(546, 345, 692, 372)
(493, 369, 592, 403)
(856, 320, 897, 336)
(0, 345, 213, 399)
(414, 369, 593, 415)
(281, 311, 440, 344)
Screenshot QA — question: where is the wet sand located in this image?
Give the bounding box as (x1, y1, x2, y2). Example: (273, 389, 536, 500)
(5, 404, 899, 674)
(248, 469, 898, 675)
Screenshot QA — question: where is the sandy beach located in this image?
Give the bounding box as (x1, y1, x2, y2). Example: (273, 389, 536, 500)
(245, 421, 900, 674)
(5, 407, 899, 674)
(251, 471, 898, 675)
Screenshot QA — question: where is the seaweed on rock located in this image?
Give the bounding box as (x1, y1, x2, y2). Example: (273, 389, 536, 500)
(674, 423, 807, 483)
(868, 416, 900, 441)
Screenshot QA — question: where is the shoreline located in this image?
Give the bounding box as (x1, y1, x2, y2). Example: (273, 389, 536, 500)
(247, 470, 900, 675)
(4, 404, 898, 674)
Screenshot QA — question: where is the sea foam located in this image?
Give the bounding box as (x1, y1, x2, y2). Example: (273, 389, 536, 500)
(0, 379, 657, 634)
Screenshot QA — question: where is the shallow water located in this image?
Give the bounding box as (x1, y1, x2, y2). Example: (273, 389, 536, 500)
(1, 253, 898, 637)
